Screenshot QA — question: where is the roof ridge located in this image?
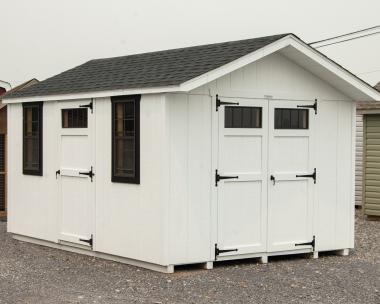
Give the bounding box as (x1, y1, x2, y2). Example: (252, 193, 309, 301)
(90, 33, 292, 62)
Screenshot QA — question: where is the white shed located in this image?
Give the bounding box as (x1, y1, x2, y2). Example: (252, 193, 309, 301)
(3, 34, 380, 273)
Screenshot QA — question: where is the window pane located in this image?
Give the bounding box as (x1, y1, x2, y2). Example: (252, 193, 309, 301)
(282, 109, 291, 128)
(275, 108, 309, 129)
(232, 107, 242, 127)
(290, 110, 299, 129)
(225, 107, 233, 128)
(62, 108, 88, 128)
(225, 106, 262, 128)
(242, 108, 251, 128)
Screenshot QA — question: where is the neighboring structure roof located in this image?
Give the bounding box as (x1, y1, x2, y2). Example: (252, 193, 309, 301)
(357, 81, 380, 111)
(0, 80, 11, 92)
(4, 34, 289, 99)
(375, 81, 380, 92)
(0, 79, 39, 109)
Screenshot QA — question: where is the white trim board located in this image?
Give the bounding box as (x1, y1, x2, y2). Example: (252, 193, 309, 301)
(4, 35, 380, 104)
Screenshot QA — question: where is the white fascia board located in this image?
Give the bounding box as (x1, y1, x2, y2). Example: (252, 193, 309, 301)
(3, 85, 181, 103)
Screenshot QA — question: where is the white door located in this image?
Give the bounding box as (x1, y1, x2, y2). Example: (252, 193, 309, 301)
(267, 100, 315, 252)
(216, 97, 268, 257)
(57, 100, 95, 247)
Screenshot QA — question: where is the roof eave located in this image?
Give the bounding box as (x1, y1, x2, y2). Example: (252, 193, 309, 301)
(2, 85, 182, 103)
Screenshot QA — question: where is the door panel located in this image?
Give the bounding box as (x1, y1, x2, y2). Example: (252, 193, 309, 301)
(58, 100, 95, 247)
(217, 98, 268, 256)
(267, 100, 315, 252)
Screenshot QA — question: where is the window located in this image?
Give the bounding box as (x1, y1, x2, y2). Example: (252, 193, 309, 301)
(62, 108, 88, 128)
(23, 102, 43, 175)
(274, 108, 308, 129)
(111, 95, 140, 184)
(225, 106, 262, 128)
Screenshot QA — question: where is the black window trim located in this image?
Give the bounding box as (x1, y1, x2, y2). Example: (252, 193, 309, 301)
(22, 101, 43, 176)
(111, 95, 141, 184)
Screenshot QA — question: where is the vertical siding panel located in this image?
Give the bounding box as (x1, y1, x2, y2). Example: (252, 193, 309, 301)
(363, 115, 380, 216)
(355, 114, 363, 205)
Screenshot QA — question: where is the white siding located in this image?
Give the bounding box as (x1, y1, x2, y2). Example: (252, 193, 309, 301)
(355, 114, 363, 206)
(95, 94, 169, 265)
(166, 93, 213, 264)
(187, 51, 355, 255)
(7, 101, 60, 241)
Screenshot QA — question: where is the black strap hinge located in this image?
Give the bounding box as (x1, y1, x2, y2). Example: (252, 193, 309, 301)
(215, 244, 238, 257)
(216, 94, 239, 111)
(79, 234, 93, 247)
(215, 170, 239, 186)
(79, 100, 93, 113)
(295, 235, 315, 251)
(79, 166, 95, 182)
(296, 168, 316, 184)
(297, 99, 317, 114)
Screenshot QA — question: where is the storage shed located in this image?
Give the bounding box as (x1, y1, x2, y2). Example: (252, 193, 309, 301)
(3, 34, 380, 273)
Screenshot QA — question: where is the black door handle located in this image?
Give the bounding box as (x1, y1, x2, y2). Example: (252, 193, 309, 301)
(56, 170, 61, 179)
(270, 175, 275, 185)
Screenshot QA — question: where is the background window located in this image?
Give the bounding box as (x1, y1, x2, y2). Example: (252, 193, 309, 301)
(23, 102, 43, 175)
(275, 108, 309, 129)
(112, 95, 140, 184)
(62, 108, 88, 128)
(225, 106, 262, 128)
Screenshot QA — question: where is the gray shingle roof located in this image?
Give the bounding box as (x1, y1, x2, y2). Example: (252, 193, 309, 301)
(5, 34, 289, 99)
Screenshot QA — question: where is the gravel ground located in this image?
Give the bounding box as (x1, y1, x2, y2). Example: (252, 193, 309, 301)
(0, 211, 379, 304)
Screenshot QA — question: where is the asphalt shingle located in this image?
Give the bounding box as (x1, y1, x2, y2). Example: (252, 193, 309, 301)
(5, 34, 289, 99)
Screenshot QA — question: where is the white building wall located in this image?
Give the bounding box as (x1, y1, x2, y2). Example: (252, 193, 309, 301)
(7, 101, 59, 241)
(94, 94, 169, 265)
(165, 93, 213, 264)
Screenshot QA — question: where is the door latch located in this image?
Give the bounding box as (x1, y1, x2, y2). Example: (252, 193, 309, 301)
(79, 166, 95, 182)
(296, 168, 316, 184)
(55, 170, 61, 179)
(215, 170, 239, 186)
(270, 175, 276, 185)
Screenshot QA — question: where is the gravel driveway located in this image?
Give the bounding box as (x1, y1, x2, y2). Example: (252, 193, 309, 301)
(0, 211, 379, 304)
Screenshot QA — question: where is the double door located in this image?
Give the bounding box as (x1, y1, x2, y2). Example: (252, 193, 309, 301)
(216, 97, 316, 256)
